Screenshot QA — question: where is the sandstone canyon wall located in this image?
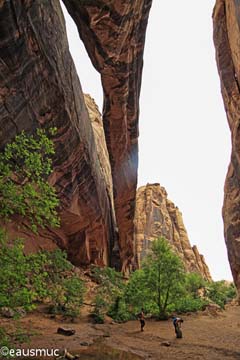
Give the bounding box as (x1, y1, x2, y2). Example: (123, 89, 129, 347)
(0, 0, 152, 270)
(62, 0, 152, 272)
(0, 0, 117, 267)
(213, 0, 240, 292)
(134, 184, 212, 281)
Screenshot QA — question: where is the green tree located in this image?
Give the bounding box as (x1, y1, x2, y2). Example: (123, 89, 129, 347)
(126, 238, 185, 319)
(0, 128, 59, 231)
(143, 238, 185, 318)
(124, 269, 147, 313)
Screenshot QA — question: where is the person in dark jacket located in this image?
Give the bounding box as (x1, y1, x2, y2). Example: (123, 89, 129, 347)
(138, 308, 145, 332)
(172, 316, 184, 338)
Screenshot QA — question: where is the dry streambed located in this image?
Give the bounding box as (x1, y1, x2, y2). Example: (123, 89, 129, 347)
(1, 305, 240, 360)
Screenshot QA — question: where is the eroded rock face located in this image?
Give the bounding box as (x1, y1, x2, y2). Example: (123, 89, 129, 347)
(84, 94, 115, 225)
(0, 0, 152, 271)
(213, 0, 240, 292)
(134, 184, 212, 280)
(62, 0, 153, 272)
(0, 0, 116, 266)
(84, 94, 120, 266)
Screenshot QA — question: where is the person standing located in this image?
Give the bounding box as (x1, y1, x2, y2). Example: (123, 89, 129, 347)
(138, 308, 145, 332)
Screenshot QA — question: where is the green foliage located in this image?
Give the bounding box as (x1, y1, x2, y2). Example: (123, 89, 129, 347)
(0, 326, 11, 349)
(27, 251, 51, 301)
(91, 266, 130, 322)
(92, 239, 210, 321)
(173, 295, 208, 313)
(91, 295, 106, 324)
(206, 280, 237, 308)
(108, 296, 133, 322)
(0, 231, 35, 310)
(49, 275, 85, 317)
(89, 239, 238, 321)
(63, 276, 85, 317)
(171, 272, 208, 313)
(124, 269, 147, 314)
(0, 128, 59, 231)
(0, 231, 85, 317)
(184, 272, 206, 297)
(0, 129, 84, 318)
(92, 238, 187, 321)
(132, 238, 185, 319)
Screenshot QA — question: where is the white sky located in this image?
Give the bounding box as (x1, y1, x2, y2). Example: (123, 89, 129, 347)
(61, 1, 233, 281)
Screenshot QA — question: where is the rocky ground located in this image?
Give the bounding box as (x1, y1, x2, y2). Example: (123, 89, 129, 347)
(1, 304, 240, 359)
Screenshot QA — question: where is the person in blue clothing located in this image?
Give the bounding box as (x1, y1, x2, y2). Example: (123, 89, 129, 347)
(172, 316, 184, 338)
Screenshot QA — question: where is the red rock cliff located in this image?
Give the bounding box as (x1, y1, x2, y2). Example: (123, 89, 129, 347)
(0, 0, 117, 267)
(62, 0, 152, 272)
(134, 184, 212, 281)
(213, 0, 240, 292)
(0, 1, 152, 270)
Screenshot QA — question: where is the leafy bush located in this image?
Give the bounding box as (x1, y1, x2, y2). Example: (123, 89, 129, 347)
(0, 326, 11, 350)
(0, 128, 59, 231)
(206, 281, 237, 308)
(173, 295, 208, 313)
(49, 275, 85, 317)
(91, 266, 130, 322)
(168, 272, 209, 313)
(91, 295, 106, 324)
(108, 297, 133, 322)
(0, 129, 85, 316)
(0, 230, 85, 316)
(0, 231, 35, 310)
(184, 272, 206, 297)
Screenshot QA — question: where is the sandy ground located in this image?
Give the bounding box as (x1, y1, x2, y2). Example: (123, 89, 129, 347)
(1, 304, 240, 359)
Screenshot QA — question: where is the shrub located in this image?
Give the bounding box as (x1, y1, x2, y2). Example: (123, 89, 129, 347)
(184, 272, 206, 297)
(0, 232, 35, 310)
(206, 281, 237, 308)
(0, 326, 11, 350)
(91, 295, 106, 324)
(0, 128, 59, 231)
(49, 276, 85, 317)
(173, 295, 208, 313)
(0, 231, 85, 317)
(90, 266, 129, 322)
(108, 297, 133, 322)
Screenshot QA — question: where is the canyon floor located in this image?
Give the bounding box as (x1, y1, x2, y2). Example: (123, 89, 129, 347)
(1, 304, 240, 360)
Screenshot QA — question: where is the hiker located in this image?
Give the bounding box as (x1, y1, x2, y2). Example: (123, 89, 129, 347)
(172, 316, 183, 338)
(138, 308, 145, 332)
